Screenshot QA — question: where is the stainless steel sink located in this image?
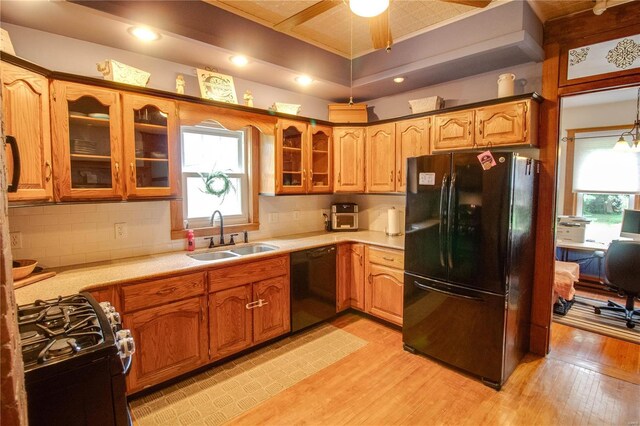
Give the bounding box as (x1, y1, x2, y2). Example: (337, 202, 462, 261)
(188, 251, 239, 261)
(188, 243, 278, 261)
(230, 244, 278, 255)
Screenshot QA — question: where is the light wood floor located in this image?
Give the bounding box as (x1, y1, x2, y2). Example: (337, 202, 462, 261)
(231, 313, 640, 425)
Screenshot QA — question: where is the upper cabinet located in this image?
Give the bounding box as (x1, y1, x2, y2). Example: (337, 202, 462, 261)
(432, 110, 475, 151)
(334, 127, 365, 193)
(1, 62, 53, 202)
(475, 100, 538, 148)
(122, 94, 180, 198)
(395, 118, 430, 193)
(366, 123, 396, 193)
(264, 119, 333, 195)
(50, 81, 123, 201)
(433, 99, 538, 152)
(50, 82, 180, 201)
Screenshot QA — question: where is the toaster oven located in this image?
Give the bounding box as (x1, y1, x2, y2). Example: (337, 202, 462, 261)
(331, 203, 358, 231)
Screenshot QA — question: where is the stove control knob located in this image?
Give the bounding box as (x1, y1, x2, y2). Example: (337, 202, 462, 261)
(116, 329, 135, 358)
(99, 301, 113, 312)
(106, 311, 122, 331)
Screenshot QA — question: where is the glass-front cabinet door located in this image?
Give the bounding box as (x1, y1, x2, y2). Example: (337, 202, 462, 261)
(276, 119, 307, 194)
(122, 94, 178, 198)
(307, 125, 333, 193)
(51, 81, 123, 201)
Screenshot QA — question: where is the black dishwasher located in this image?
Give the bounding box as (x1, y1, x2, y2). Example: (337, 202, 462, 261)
(290, 245, 337, 332)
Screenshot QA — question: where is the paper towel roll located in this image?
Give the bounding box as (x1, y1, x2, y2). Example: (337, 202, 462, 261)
(386, 207, 401, 236)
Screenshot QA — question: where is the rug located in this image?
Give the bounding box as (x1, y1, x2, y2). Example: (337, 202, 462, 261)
(553, 295, 640, 344)
(129, 323, 367, 426)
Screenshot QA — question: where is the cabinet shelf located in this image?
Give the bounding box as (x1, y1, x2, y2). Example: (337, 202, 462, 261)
(282, 146, 302, 152)
(312, 150, 329, 154)
(135, 157, 169, 162)
(69, 115, 110, 127)
(282, 171, 302, 174)
(70, 153, 111, 162)
(134, 122, 168, 134)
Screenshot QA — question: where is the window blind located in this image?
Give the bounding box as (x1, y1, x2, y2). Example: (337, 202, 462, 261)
(572, 136, 640, 194)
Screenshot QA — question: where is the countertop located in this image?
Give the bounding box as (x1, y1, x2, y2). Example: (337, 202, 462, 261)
(14, 230, 405, 305)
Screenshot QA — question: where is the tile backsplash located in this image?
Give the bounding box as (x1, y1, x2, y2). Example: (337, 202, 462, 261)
(8, 194, 404, 268)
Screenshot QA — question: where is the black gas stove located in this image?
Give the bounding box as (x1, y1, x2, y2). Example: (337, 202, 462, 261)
(18, 293, 134, 426)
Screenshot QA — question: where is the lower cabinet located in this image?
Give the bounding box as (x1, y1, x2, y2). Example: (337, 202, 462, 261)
(337, 243, 365, 311)
(124, 296, 208, 393)
(364, 246, 404, 326)
(208, 255, 290, 361)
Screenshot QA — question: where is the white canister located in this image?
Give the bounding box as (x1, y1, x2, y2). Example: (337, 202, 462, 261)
(497, 73, 515, 98)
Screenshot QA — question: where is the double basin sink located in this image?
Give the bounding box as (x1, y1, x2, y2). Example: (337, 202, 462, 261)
(188, 243, 278, 261)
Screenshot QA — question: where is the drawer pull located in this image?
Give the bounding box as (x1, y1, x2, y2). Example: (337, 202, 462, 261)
(156, 287, 177, 296)
(44, 161, 52, 182)
(383, 256, 395, 261)
(245, 299, 268, 310)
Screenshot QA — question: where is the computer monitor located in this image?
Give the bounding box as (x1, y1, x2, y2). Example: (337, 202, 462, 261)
(620, 209, 640, 241)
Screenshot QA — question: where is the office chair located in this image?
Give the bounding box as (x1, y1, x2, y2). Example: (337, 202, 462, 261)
(594, 240, 640, 329)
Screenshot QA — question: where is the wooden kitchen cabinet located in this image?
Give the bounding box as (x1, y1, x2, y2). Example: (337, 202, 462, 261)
(124, 296, 208, 393)
(50, 80, 124, 201)
(334, 127, 365, 192)
(475, 100, 537, 147)
(432, 110, 475, 151)
(1, 61, 53, 202)
(122, 93, 179, 198)
(307, 124, 333, 193)
(209, 284, 253, 360)
(364, 246, 404, 326)
(208, 255, 290, 360)
(277, 119, 307, 194)
(253, 275, 290, 344)
(395, 118, 430, 193)
(366, 123, 396, 193)
(350, 243, 366, 311)
(336, 244, 351, 312)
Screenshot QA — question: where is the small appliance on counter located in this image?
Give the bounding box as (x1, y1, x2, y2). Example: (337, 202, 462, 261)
(329, 203, 358, 231)
(18, 293, 134, 426)
(557, 216, 591, 243)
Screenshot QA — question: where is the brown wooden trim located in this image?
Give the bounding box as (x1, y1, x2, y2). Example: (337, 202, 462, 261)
(544, 1, 640, 46)
(558, 77, 640, 97)
(531, 42, 561, 356)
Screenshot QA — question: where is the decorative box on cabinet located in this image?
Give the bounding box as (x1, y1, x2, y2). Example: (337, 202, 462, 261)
(1, 61, 53, 202)
(333, 127, 365, 193)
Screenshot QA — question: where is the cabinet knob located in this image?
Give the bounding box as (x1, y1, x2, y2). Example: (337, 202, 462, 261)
(390, 170, 393, 182)
(397, 170, 401, 184)
(114, 162, 120, 182)
(130, 162, 135, 182)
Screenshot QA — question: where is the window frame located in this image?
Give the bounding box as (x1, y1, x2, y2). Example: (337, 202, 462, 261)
(180, 125, 249, 227)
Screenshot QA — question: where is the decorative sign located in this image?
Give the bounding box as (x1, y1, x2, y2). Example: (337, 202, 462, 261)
(567, 34, 640, 80)
(477, 151, 496, 171)
(96, 60, 150, 87)
(197, 69, 238, 104)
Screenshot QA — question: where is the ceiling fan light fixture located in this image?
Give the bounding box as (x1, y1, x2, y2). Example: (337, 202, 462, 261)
(295, 75, 313, 86)
(229, 55, 249, 67)
(349, 0, 389, 18)
(128, 26, 161, 42)
(393, 77, 405, 83)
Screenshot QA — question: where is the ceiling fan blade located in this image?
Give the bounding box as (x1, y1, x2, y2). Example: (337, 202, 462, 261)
(370, 12, 393, 50)
(440, 0, 492, 7)
(274, 0, 342, 31)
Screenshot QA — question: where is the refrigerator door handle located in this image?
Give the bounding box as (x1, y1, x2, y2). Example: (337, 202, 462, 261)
(413, 280, 483, 302)
(438, 173, 449, 268)
(446, 173, 457, 269)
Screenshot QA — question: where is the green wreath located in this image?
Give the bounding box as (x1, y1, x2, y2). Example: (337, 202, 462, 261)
(199, 169, 236, 202)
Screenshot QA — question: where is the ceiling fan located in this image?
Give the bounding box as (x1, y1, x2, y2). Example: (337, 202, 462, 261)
(274, 0, 492, 52)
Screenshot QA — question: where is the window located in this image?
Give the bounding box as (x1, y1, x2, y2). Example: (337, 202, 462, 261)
(181, 125, 249, 228)
(576, 193, 635, 242)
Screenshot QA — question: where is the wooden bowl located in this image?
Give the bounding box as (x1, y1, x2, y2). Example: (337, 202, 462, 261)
(12, 259, 38, 281)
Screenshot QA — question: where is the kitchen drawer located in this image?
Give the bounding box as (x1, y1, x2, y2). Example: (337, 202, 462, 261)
(208, 255, 289, 292)
(367, 246, 404, 270)
(122, 272, 206, 313)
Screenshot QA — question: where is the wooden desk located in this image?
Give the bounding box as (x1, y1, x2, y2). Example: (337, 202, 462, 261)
(556, 240, 608, 284)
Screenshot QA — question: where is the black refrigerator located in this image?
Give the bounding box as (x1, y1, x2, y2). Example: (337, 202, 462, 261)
(402, 151, 538, 389)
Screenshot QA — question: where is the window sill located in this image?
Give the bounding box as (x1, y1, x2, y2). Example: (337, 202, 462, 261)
(171, 222, 260, 240)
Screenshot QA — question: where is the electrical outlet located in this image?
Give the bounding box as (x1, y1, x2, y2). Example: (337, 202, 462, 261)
(268, 213, 278, 223)
(293, 210, 300, 221)
(10, 232, 22, 249)
(114, 223, 128, 240)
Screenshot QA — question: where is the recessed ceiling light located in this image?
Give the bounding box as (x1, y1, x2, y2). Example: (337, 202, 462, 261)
(128, 26, 160, 42)
(230, 55, 249, 67)
(393, 77, 405, 83)
(295, 75, 313, 86)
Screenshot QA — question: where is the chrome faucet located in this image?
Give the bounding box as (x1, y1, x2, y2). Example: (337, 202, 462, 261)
(209, 210, 225, 248)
